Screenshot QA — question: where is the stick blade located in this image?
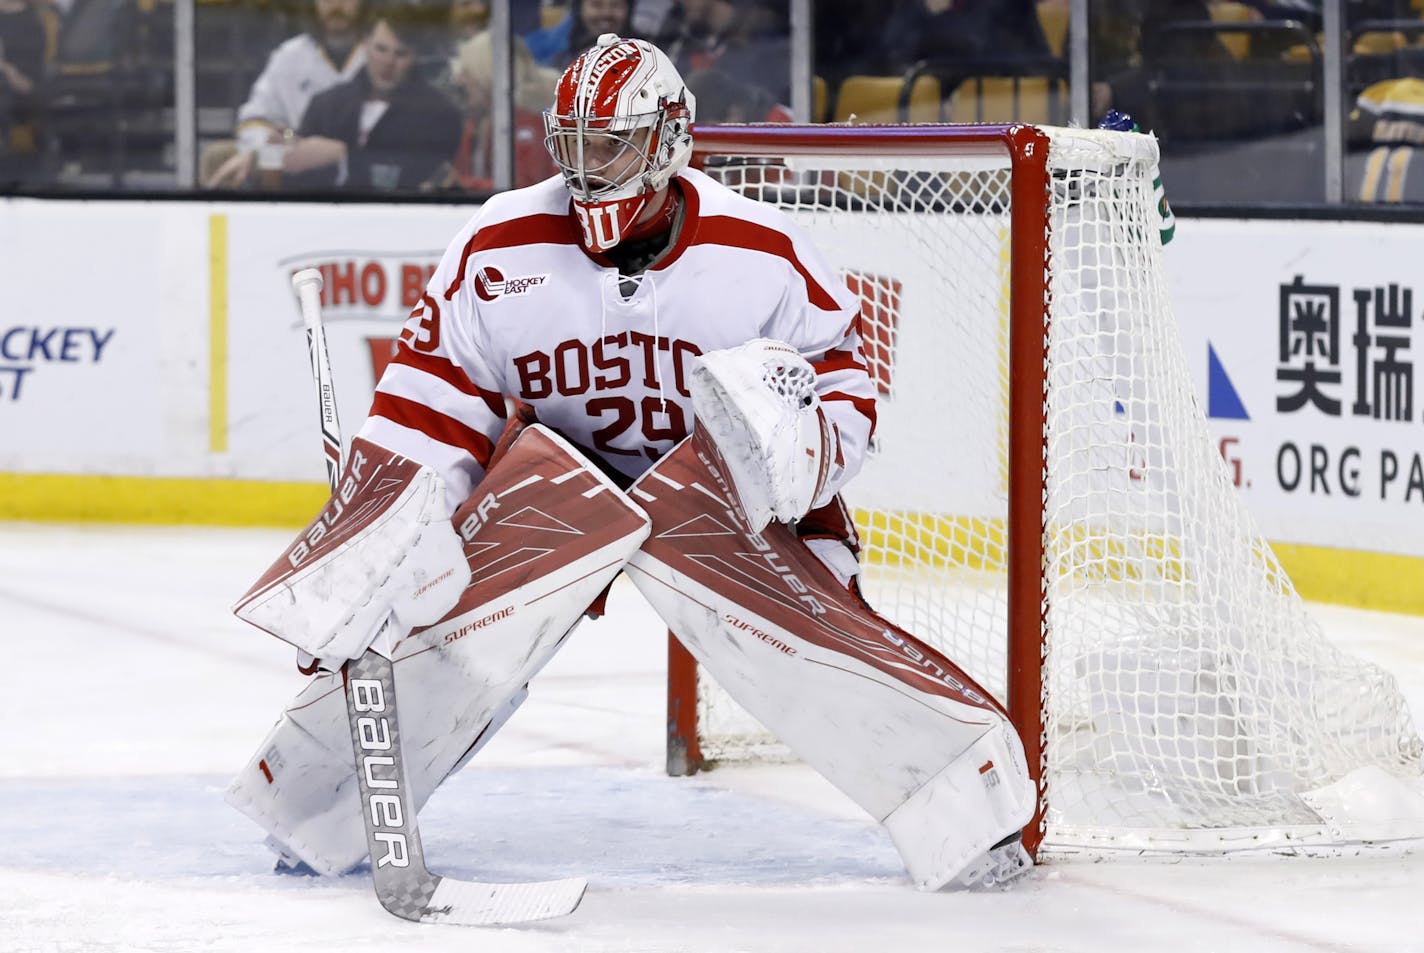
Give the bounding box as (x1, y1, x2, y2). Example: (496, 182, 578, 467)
(406, 876, 588, 926)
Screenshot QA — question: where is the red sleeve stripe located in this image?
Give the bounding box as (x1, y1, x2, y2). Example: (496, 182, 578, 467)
(368, 392, 496, 467)
(446, 212, 581, 298)
(391, 342, 506, 420)
(675, 215, 842, 312)
(822, 390, 878, 432)
(812, 348, 868, 376)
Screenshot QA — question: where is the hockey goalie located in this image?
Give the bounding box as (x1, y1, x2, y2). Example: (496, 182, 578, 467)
(228, 33, 1035, 893)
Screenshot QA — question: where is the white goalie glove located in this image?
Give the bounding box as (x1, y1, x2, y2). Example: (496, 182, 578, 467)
(690, 339, 835, 533)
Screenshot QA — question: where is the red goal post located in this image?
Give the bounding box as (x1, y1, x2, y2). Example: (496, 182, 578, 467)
(669, 123, 1424, 859)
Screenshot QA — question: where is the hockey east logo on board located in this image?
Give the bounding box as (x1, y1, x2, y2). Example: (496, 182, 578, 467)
(474, 265, 549, 302)
(0, 326, 117, 401)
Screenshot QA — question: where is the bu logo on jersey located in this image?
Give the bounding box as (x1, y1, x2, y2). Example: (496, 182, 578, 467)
(573, 203, 622, 250)
(474, 265, 549, 302)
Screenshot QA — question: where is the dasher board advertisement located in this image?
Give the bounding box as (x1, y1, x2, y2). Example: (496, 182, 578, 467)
(1172, 218, 1424, 559)
(222, 203, 473, 481)
(5, 198, 1424, 569)
(0, 201, 184, 474)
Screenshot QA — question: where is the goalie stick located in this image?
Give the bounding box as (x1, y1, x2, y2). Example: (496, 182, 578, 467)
(289, 267, 588, 925)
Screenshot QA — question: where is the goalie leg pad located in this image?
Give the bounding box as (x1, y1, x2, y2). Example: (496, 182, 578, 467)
(627, 436, 1034, 888)
(226, 649, 524, 871)
(228, 425, 651, 874)
(880, 721, 1035, 890)
(227, 640, 539, 876)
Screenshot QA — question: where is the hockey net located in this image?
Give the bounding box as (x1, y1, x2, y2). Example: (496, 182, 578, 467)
(675, 123, 1424, 856)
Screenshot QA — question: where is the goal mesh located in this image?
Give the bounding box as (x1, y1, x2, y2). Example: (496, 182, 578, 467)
(681, 123, 1424, 854)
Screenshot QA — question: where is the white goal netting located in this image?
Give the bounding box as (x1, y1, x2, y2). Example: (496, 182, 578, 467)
(686, 124, 1424, 854)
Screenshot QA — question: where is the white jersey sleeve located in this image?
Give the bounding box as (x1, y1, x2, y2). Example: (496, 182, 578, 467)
(355, 209, 511, 513)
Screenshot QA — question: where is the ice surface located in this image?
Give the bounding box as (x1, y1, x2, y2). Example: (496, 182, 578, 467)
(3, 522, 1423, 952)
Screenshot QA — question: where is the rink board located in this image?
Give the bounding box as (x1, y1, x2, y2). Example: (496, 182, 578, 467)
(2, 198, 1424, 613)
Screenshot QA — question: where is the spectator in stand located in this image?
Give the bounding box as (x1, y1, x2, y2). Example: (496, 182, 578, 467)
(0, 0, 49, 181)
(279, 1, 463, 191)
(202, 0, 368, 189)
(425, 0, 539, 58)
(878, 0, 1050, 78)
(447, 0, 489, 44)
(1090, 1, 1241, 135)
(685, 67, 792, 123)
(1346, 77, 1424, 202)
(420, 0, 488, 99)
(813, 0, 892, 85)
(439, 29, 558, 192)
(654, 0, 790, 104)
(630, 0, 673, 36)
(638, 0, 783, 40)
(525, 0, 633, 69)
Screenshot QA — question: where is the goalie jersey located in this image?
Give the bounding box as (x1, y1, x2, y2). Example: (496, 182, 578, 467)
(358, 167, 878, 510)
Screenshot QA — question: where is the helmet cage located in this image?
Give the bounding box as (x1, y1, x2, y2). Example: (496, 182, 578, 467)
(542, 108, 665, 203)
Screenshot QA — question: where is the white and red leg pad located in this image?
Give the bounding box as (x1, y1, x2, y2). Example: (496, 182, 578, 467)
(625, 428, 1035, 890)
(226, 425, 650, 875)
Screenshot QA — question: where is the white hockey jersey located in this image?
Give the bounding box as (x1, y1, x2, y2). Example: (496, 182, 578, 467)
(235, 34, 366, 151)
(357, 168, 878, 512)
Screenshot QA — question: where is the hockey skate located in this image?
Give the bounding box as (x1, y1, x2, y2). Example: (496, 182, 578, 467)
(956, 833, 1033, 889)
(269, 838, 320, 877)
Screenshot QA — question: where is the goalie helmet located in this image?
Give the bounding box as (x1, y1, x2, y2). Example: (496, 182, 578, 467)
(543, 33, 696, 253)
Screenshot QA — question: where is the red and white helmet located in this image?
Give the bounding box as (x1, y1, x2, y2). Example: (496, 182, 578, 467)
(543, 34, 696, 252)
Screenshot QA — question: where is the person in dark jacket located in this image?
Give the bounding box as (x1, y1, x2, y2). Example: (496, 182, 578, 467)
(281, 1, 462, 191)
(878, 0, 1050, 76)
(653, 0, 790, 104)
(0, 0, 48, 181)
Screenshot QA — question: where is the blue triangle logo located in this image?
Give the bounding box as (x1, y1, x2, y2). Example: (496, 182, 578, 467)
(1208, 343, 1249, 420)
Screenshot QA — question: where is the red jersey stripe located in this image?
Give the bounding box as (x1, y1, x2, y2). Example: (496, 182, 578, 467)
(667, 214, 843, 312)
(446, 213, 581, 298)
(391, 342, 506, 420)
(812, 348, 869, 375)
(369, 391, 496, 467)
(822, 390, 877, 434)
